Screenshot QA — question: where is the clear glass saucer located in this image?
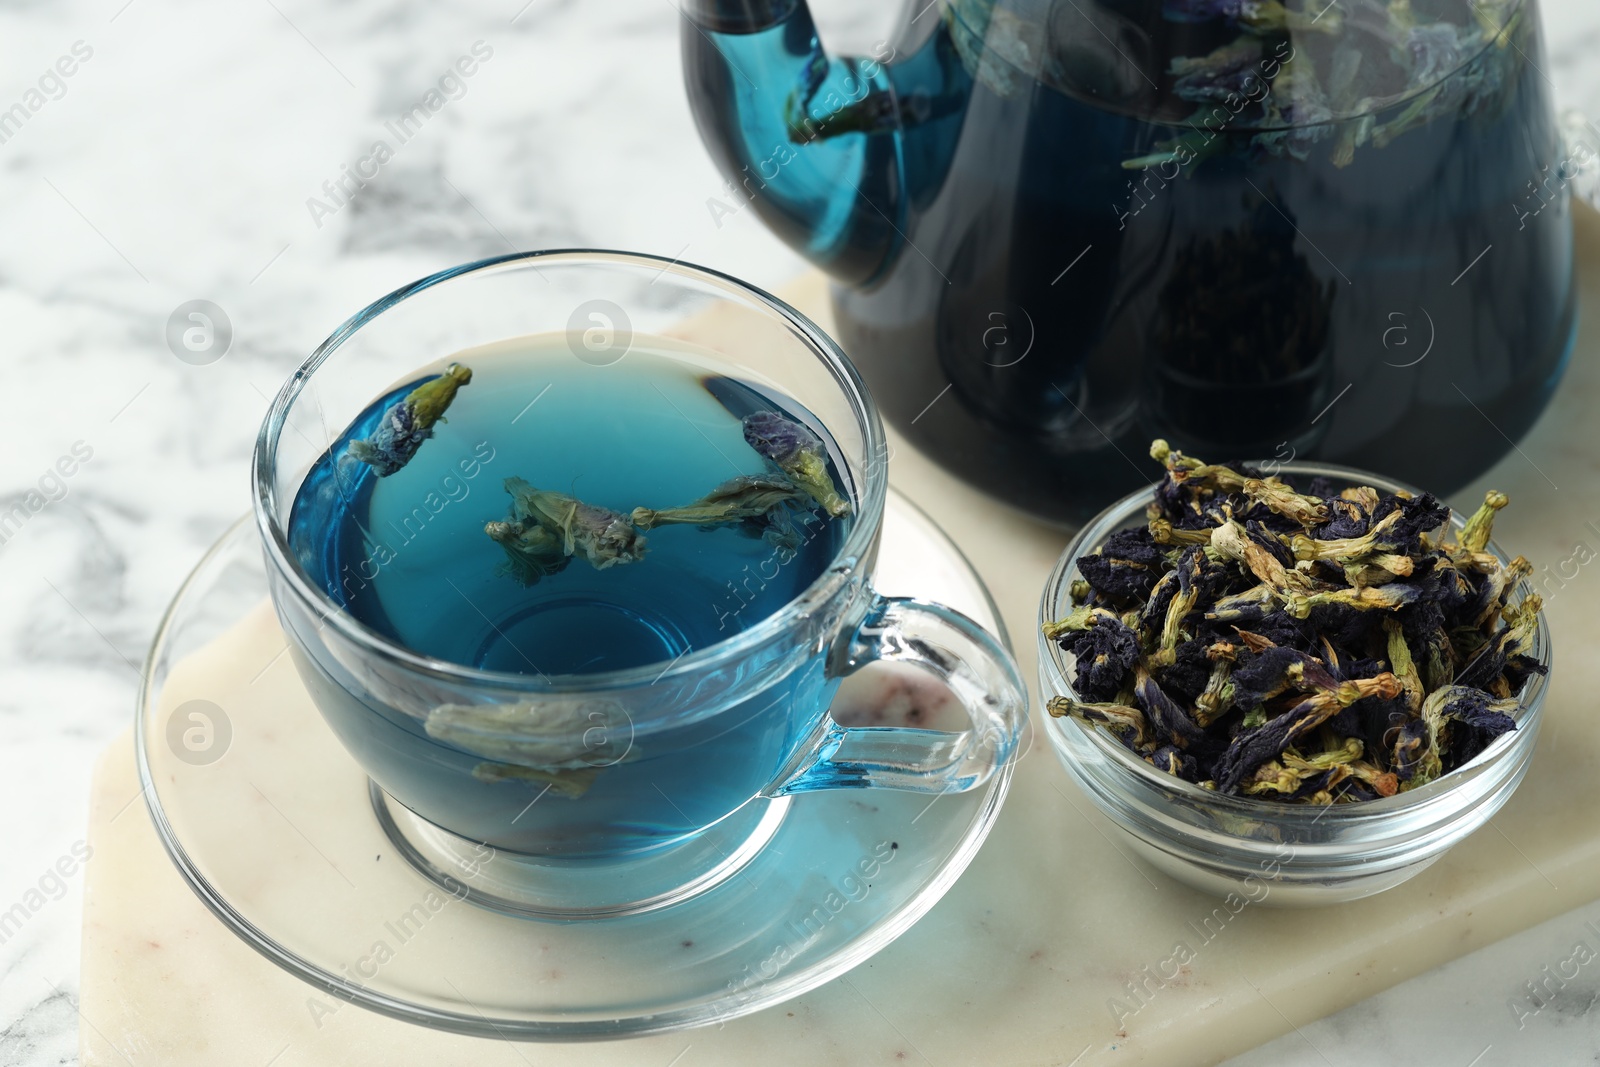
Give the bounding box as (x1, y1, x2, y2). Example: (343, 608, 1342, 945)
(135, 488, 1017, 1039)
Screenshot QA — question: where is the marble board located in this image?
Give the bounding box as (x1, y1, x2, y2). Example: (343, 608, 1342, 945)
(80, 222, 1600, 1064)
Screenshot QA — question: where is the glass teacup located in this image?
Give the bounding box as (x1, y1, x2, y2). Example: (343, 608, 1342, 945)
(252, 250, 1027, 916)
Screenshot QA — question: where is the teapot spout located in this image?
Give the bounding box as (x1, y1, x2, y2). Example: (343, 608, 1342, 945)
(682, 0, 957, 286)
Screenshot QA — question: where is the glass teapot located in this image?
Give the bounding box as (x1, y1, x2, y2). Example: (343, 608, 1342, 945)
(682, 0, 1585, 525)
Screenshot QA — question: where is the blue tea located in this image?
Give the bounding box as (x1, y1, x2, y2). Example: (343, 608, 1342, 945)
(284, 336, 855, 856)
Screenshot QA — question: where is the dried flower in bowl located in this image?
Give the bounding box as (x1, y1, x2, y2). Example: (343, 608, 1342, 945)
(1044, 440, 1545, 804)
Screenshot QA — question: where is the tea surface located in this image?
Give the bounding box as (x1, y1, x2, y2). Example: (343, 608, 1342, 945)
(288, 335, 852, 676)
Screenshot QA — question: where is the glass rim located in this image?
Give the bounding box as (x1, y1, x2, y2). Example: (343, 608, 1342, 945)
(251, 248, 889, 693)
(1037, 458, 1553, 822)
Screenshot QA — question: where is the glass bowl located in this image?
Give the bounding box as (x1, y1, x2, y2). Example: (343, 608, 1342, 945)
(1037, 462, 1551, 906)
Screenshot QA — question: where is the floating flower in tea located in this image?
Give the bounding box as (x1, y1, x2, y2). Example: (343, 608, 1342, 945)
(484, 519, 572, 587)
(425, 697, 637, 799)
(632, 472, 814, 553)
(1044, 440, 1544, 803)
(483, 415, 846, 587)
(349, 362, 472, 476)
(742, 412, 851, 517)
(505, 478, 648, 571)
(481, 480, 648, 586)
(631, 473, 800, 529)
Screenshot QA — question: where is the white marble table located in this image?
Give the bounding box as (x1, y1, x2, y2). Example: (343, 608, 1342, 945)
(2, 0, 1599, 1062)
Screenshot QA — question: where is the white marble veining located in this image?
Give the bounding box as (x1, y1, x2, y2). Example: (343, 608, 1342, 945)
(1, 0, 1598, 1063)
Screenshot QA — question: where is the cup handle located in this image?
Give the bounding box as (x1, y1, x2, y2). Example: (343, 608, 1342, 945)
(762, 594, 1028, 797)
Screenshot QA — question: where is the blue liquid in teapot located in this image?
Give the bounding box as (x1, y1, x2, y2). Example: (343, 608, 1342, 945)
(684, 0, 1573, 524)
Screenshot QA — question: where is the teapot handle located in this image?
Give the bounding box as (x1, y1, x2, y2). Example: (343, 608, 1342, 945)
(681, 0, 968, 285)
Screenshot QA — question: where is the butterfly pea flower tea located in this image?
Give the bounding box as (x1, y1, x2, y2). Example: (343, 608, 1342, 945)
(1044, 440, 1545, 804)
(282, 334, 859, 845)
(253, 252, 1026, 926)
(290, 337, 852, 677)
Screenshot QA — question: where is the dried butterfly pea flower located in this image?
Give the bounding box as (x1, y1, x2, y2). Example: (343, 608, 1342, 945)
(1454, 594, 1544, 691)
(1289, 509, 1403, 563)
(470, 761, 600, 799)
(1405, 22, 1471, 84)
(1169, 38, 1268, 103)
(1047, 695, 1149, 749)
(747, 503, 806, 554)
(1228, 645, 1305, 710)
(1383, 618, 1425, 715)
(1150, 744, 1202, 782)
(505, 477, 648, 570)
(1156, 639, 1213, 704)
(1244, 476, 1330, 526)
(1155, 442, 1331, 528)
(1148, 518, 1214, 546)
(1439, 689, 1521, 766)
(1315, 496, 1371, 540)
(1213, 674, 1401, 794)
(1253, 53, 1337, 163)
(1244, 519, 1295, 567)
(1370, 491, 1452, 554)
(1243, 736, 1387, 799)
(349, 362, 473, 476)
(1501, 650, 1547, 698)
(1047, 438, 1542, 803)
(1409, 684, 1522, 787)
(1390, 717, 1431, 782)
(1134, 666, 1208, 748)
(483, 478, 651, 586)
(485, 519, 572, 587)
(1205, 583, 1280, 625)
(1462, 555, 1532, 632)
(484, 415, 856, 591)
(1331, 689, 1411, 773)
(426, 697, 638, 799)
(1210, 520, 1297, 593)
(1161, 0, 1339, 34)
(1192, 642, 1238, 725)
(630, 473, 805, 534)
(1339, 552, 1417, 588)
(1150, 549, 1206, 667)
(1078, 526, 1166, 602)
(1284, 581, 1422, 620)
(1046, 607, 1142, 703)
(1149, 439, 1236, 489)
(1311, 608, 1391, 667)
(1144, 0, 1525, 172)
(742, 411, 850, 517)
(1412, 612, 1457, 693)
(1458, 490, 1510, 554)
